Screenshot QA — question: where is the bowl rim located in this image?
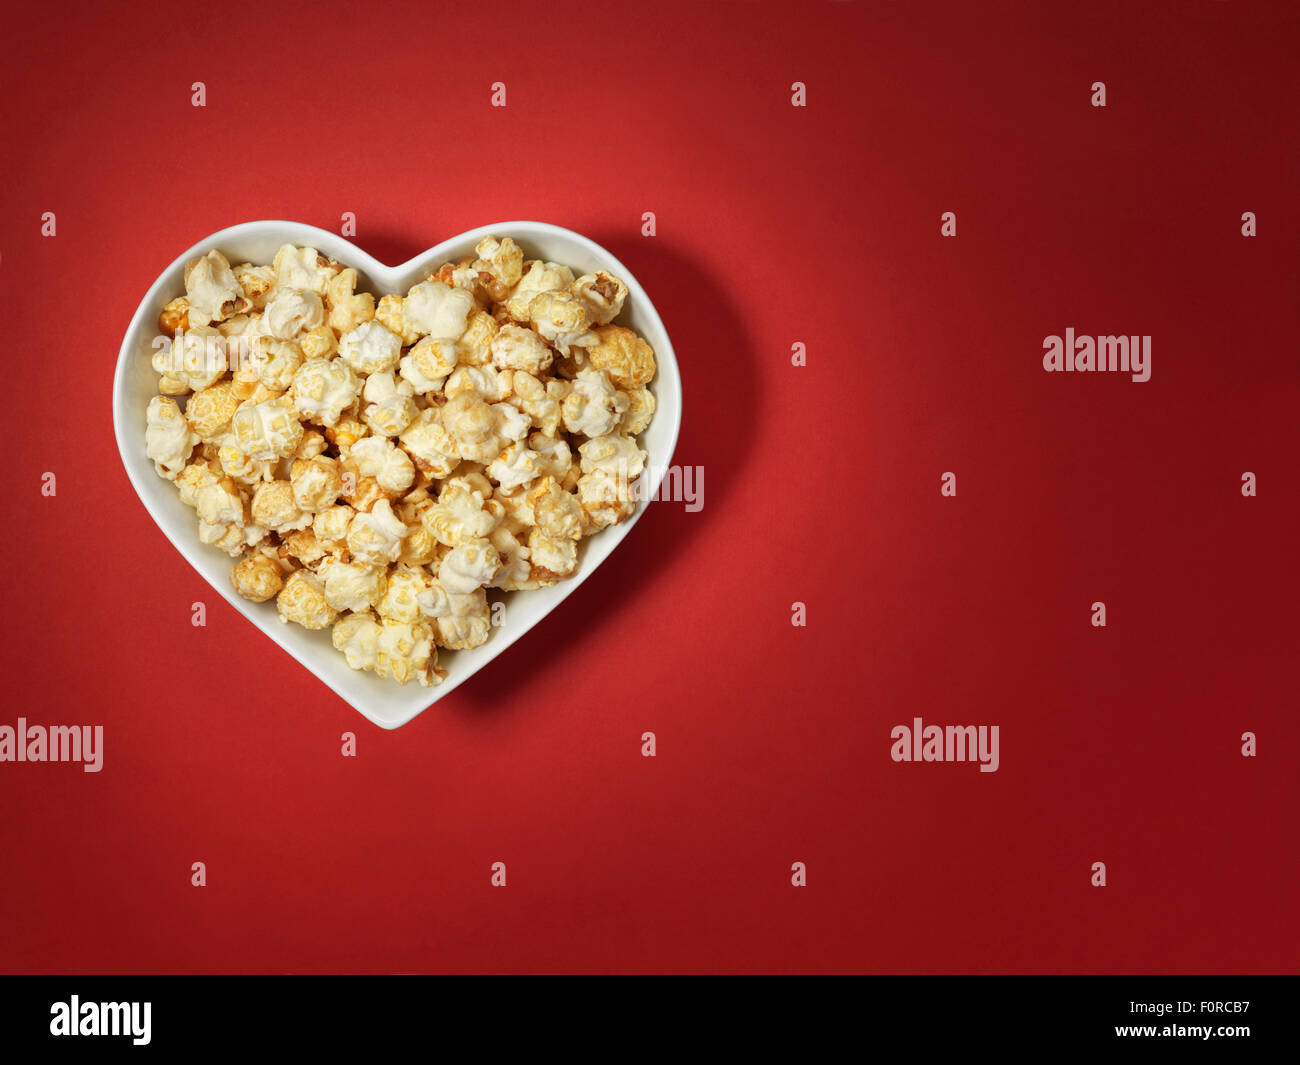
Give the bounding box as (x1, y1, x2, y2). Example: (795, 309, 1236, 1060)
(112, 219, 683, 728)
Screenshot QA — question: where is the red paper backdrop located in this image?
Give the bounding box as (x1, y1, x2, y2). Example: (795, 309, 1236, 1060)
(0, 0, 1295, 973)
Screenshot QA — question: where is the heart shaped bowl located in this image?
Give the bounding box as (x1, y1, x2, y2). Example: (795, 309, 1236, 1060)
(113, 220, 682, 728)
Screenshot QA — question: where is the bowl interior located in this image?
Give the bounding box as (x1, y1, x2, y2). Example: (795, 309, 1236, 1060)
(113, 221, 682, 728)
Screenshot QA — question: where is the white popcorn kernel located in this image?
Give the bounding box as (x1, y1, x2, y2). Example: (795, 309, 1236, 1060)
(432, 587, 492, 649)
(360, 370, 418, 437)
(444, 365, 512, 403)
(455, 309, 499, 366)
(232, 263, 276, 311)
(312, 504, 355, 554)
(487, 440, 542, 492)
(288, 455, 341, 513)
(504, 260, 575, 321)
(619, 386, 656, 435)
(561, 368, 629, 438)
(333, 611, 382, 672)
(508, 371, 563, 435)
(571, 271, 628, 326)
(184, 249, 248, 326)
(488, 525, 532, 590)
(438, 540, 502, 593)
(146, 396, 198, 480)
(376, 564, 431, 624)
(399, 336, 458, 394)
(530, 477, 585, 541)
(339, 320, 402, 375)
(577, 467, 638, 530)
(254, 337, 304, 393)
(230, 394, 304, 460)
(250, 479, 312, 533)
(290, 356, 360, 426)
(490, 323, 554, 375)
(404, 280, 474, 340)
(319, 557, 387, 612)
(442, 393, 500, 464)
(529, 432, 573, 480)
(578, 434, 647, 479)
(346, 498, 409, 565)
(398, 408, 460, 478)
(347, 435, 416, 494)
(374, 293, 421, 347)
(528, 527, 578, 578)
(264, 287, 325, 340)
(422, 480, 500, 548)
(527, 291, 593, 355)
(272, 244, 339, 295)
(471, 235, 524, 295)
(277, 569, 338, 630)
(375, 619, 439, 686)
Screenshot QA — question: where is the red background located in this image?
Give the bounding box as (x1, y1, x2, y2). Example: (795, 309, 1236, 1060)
(1, 0, 1295, 973)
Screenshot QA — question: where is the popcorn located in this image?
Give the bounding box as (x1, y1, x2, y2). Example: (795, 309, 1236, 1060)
(376, 564, 430, 624)
(471, 235, 524, 299)
(319, 557, 386, 612)
(584, 325, 656, 389)
(346, 499, 408, 565)
(361, 371, 418, 436)
(527, 291, 594, 355)
(346, 435, 415, 495)
(185, 381, 242, 442)
(230, 394, 304, 460)
(444, 365, 512, 403)
(528, 528, 578, 578)
(422, 480, 500, 547)
(272, 244, 339, 295)
(264, 287, 325, 340)
(276, 570, 338, 630)
(504, 260, 575, 321)
(333, 611, 382, 671)
(143, 239, 659, 685)
(374, 619, 439, 685)
(491, 324, 554, 375)
(231, 553, 284, 602)
(339, 320, 402, 375)
(398, 408, 459, 478)
(571, 272, 628, 326)
(250, 479, 312, 534)
(487, 440, 543, 492)
(145, 396, 198, 479)
(232, 263, 276, 310)
(255, 338, 304, 393)
(438, 541, 502, 593)
(326, 268, 376, 335)
(577, 467, 637, 530)
(404, 280, 474, 340)
(290, 455, 342, 512)
(374, 293, 422, 347)
(312, 504, 355, 554)
(429, 587, 492, 649)
(508, 372, 564, 435)
(561, 368, 629, 437)
(400, 336, 458, 394)
(154, 326, 229, 392)
(299, 325, 338, 361)
(290, 357, 360, 426)
(455, 310, 499, 367)
(620, 387, 657, 436)
(184, 250, 248, 326)
(578, 434, 647, 479)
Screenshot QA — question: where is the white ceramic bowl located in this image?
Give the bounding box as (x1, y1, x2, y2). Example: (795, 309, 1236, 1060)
(113, 221, 682, 729)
